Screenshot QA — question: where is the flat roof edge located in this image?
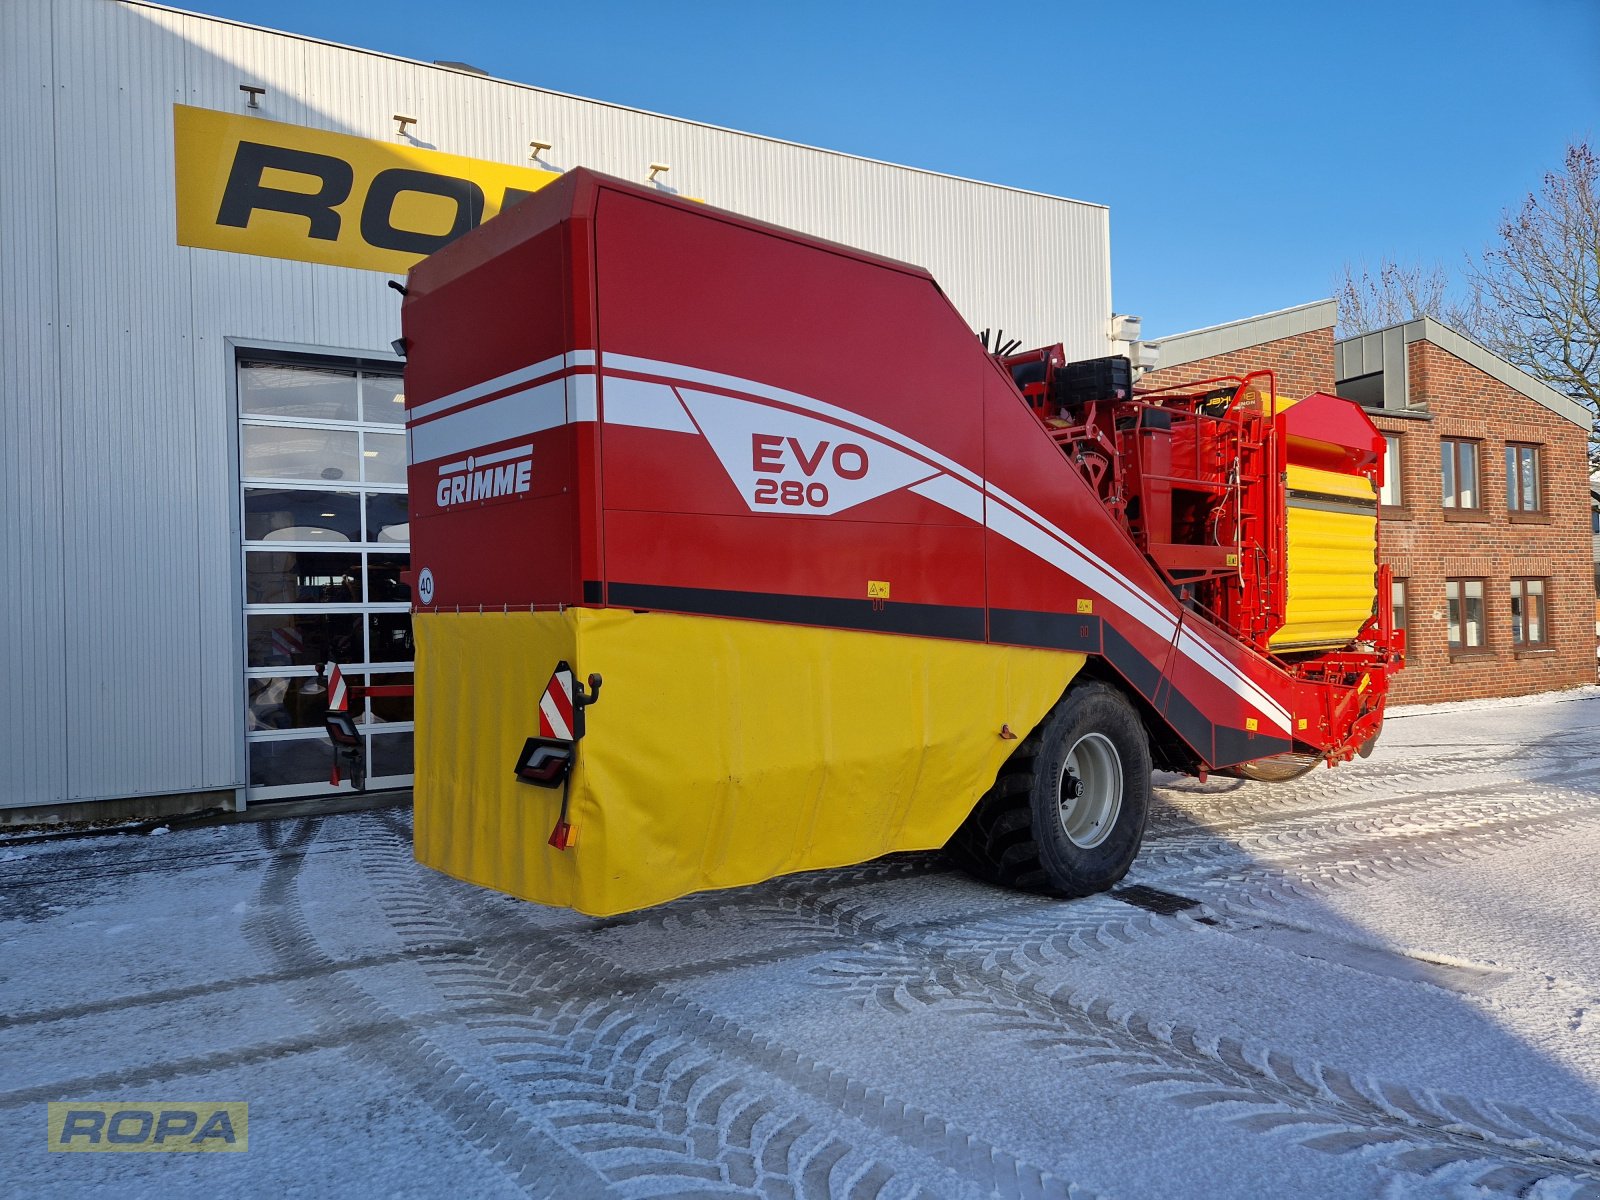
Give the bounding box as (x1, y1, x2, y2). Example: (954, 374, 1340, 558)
(1135, 298, 1337, 370)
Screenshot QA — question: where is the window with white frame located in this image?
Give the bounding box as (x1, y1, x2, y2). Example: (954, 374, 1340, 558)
(1379, 434, 1403, 507)
(238, 354, 413, 799)
(1441, 439, 1480, 510)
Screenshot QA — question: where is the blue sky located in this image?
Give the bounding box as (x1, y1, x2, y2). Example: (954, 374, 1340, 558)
(190, 0, 1598, 338)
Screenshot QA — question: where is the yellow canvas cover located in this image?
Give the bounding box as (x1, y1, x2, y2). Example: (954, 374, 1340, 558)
(413, 608, 1083, 916)
(1270, 464, 1379, 650)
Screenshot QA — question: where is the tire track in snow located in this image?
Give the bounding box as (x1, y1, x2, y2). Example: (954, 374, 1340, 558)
(799, 784, 1600, 1005)
(357, 815, 1093, 1200)
(367, 811, 1600, 1196)
(4, 835, 367, 889)
(204, 700, 1600, 1196)
(1147, 750, 1600, 839)
(238, 815, 618, 1199)
(765, 885, 1600, 1194)
(1141, 784, 1600, 882)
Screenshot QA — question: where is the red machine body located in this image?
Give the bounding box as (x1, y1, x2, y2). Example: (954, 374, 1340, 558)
(401, 168, 1400, 781)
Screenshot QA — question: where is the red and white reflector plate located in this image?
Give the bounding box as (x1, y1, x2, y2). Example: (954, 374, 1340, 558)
(539, 665, 575, 741)
(326, 662, 348, 713)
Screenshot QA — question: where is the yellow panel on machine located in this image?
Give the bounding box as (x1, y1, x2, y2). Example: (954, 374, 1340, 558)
(413, 608, 1083, 916)
(1269, 464, 1379, 651)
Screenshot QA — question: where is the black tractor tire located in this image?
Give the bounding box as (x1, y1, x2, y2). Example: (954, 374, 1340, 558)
(946, 679, 1152, 898)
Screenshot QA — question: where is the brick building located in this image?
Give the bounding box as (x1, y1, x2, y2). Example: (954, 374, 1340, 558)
(1135, 302, 1596, 704)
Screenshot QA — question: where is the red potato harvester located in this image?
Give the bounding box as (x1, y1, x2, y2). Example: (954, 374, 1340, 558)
(325, 168, 1402, 917)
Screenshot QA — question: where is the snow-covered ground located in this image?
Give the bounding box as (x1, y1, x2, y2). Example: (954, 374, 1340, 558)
(4, 688, 1600, 1198)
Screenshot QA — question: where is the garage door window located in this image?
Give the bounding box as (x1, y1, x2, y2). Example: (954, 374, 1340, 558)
(239, 355, 411, 800)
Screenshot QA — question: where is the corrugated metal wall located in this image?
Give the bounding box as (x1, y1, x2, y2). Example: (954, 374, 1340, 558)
(1, 0, 70, 809)
(0, 0, 1112, 808)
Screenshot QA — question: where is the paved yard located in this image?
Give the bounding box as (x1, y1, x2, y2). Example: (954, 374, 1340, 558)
(4, 689, 1600, 1198)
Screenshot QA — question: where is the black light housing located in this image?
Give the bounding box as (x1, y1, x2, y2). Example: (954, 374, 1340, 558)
(514, 737, 573, 787)
(324, 711, 362, 747)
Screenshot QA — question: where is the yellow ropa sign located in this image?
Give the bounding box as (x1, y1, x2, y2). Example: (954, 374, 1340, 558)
(48, 1102, 248, 1152)
(173, 104, 561, 274)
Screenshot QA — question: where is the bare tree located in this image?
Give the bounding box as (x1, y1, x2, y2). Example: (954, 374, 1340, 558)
(1465, 142, 1600, 437)
(1335, 144, 1598, 464)
(1335, 258, 1463, 339)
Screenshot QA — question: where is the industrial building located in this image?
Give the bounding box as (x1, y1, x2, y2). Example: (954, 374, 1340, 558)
(1, 0, 1115, 818)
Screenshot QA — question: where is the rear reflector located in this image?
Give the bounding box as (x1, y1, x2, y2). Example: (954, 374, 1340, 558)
(514, 737, 573, 787)
(324, 711, 362, 747)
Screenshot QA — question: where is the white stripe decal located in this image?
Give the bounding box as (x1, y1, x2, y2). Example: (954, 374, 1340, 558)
(908, 474, 983, 523)
(408, 350, 598, 423)
(603, 376, 698, 432)
(981, 487, 1291, 730)
(982, 501, 1176, 642)
(409, 379, 565, 465)
(1177, 629, 1293, 730)
(604, 353, 986, 490)
(566, 373, 598, 424)
(984, 479, 1142, 608)
(914, 493, 1290, 730)
(408, 356, 561, 423)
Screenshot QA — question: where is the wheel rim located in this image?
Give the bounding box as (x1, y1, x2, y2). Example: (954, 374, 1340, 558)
(1057, 732, 1123, 849)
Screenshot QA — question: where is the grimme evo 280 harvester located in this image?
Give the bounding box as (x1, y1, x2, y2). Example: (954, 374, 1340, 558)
(378, 167, 1402, 918)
